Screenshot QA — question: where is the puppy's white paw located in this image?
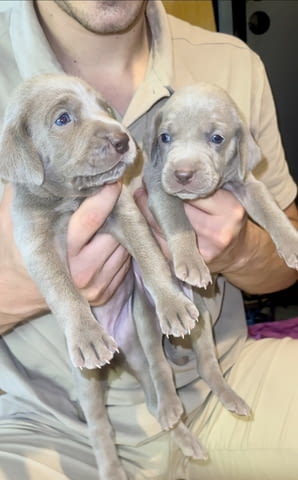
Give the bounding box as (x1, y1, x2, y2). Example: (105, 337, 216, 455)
(158, 396, 184, 431)
(156, 292, 199, 337)
(276, 230, 298, 270)
(171, 422, 208, 460)
(174, 253, 212, 289)
(66, 319, 118, 369)
(279, 250, 298, 270)
(219, 389, 251, 417)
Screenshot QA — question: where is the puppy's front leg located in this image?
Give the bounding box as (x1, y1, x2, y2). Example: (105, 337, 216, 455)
(225, 173, 298, 269)
(144, 176, 212, 288)
(104, 187, 199, 337)
(12, 201, 118, 370)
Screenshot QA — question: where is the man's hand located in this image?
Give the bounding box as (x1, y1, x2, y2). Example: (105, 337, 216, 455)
(134, 187, 247, 272)
(184, 189, 247, 273)
(134, 186, 298, 294)
(0, 182, 130, 333)
(67, 182, 131, 305)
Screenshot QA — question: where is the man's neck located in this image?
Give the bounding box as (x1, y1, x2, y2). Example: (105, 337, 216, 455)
(35, 1, 151, 115)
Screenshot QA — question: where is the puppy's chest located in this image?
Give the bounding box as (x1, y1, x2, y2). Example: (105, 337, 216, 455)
(54, 197, 82, 216)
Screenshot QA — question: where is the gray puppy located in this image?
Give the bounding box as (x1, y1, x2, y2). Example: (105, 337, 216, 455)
(0, 74, 204, 480)
(142, 82, 298, 456)
(144, 82, 298, 290)
(0, 74, 199, 364)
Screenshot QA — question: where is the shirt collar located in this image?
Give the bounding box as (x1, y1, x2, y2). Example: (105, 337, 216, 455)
(10, 0, 63, 79)
(10, 0, 174, 125)
(123, 1, 174, 126)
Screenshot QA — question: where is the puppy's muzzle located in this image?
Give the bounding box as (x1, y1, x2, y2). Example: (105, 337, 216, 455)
(109, 132, 129, 154)
(174, 169, 194, 185)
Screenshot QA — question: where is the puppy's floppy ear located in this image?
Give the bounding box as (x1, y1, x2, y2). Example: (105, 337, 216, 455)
(146, 110, 162, 168)
(236, 121, 262, 181)
(0, 110, 44, 186)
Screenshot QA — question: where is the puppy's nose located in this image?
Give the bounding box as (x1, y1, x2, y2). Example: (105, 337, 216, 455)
(110, 133, 129, 154)
(174, 169, 194, 185)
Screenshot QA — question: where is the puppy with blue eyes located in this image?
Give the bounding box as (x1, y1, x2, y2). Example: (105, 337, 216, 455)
(144, 82, 298, 289)
(141, 82, 298, 442)
(0, 74, 206, 479)
(0, 73, 200, 367)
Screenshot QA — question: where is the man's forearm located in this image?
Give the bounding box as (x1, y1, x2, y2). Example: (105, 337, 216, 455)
(222, 203, 298, 294)
(0, 271, 47, 333)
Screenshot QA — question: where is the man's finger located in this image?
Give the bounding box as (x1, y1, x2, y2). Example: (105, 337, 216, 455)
(67, 182, 122, 256)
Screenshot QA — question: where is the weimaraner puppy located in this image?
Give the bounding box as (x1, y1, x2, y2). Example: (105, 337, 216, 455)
(144, 82, 298, 290)
(142, 82, 298, 455)
(0, 74, 199, 365)
(0, 74, 204, 479)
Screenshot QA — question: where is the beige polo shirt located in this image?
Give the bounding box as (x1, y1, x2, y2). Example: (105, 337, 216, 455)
(0, 0, 296, 445)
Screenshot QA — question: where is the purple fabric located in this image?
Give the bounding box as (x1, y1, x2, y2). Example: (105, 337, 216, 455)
(248, 317, 298, 340)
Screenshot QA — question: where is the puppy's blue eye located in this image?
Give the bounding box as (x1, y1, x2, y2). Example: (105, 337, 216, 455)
(160, 133, 172, 143)
(55, 112, 72, 126)
(210, 134, 224, 145)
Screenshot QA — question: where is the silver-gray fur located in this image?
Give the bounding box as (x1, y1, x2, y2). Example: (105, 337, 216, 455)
(144, 82, 298, 289)
(143, 81, 298, 460)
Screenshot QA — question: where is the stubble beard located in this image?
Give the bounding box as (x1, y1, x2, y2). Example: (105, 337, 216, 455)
(54, 0, 147, 35)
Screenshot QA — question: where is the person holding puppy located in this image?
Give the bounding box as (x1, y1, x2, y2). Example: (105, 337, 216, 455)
(0, 1, 297, 479)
